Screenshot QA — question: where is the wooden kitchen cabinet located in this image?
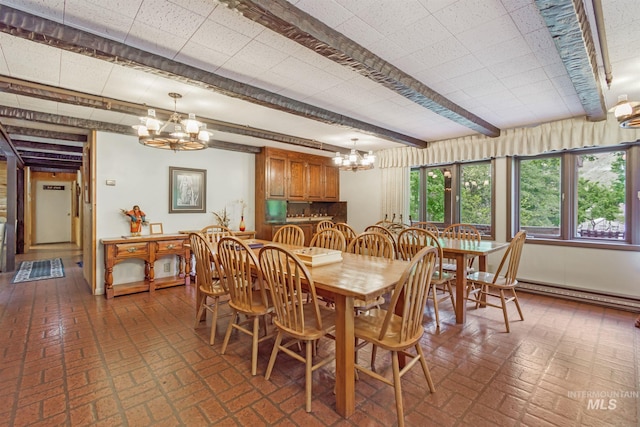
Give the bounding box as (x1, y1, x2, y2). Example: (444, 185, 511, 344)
(266, 152, 287, 199)
(258, 147, 339, 201)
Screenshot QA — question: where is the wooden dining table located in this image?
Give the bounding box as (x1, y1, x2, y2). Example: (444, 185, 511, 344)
(249, 240, 409, 418)
(439, 238, 509, 324)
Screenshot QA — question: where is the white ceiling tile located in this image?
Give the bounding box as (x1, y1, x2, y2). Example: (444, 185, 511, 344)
(509, 2, 546, 34)
(1, 35, 61, 86)
(0, 92, 20, 107)
(336, 0, 430, 37)
(135, 0, 207, 40)
(412, 36, 469, 67)
(386, 14, 450, 55)
(1, 0, 65, 21)
(293, 0, 353, 28)
(59, 51, 114, 95)
(175, 41, 230, 72)
(421, 54, 485, 83)
(456, 15, 520, 53)
(167, 0, 215, 17)
(335, 16, 384, 49)
(474, 36, 530, 68)
(208, 2, 264, 38)
(190, 19, 252, 57)
(491, 53, 542, 80)
(62, 0, 137, 42)
(126, 21, 188, 59)
(433, 0, 507, 34)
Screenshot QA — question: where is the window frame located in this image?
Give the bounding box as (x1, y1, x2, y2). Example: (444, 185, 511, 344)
(511, 144, 640, 250)
(411, 160, 496, 239)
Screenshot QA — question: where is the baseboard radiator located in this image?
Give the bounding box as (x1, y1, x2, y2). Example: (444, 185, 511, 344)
(517, 281, 640, 313)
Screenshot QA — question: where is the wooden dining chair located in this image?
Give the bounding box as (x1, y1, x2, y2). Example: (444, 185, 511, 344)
(411, 221, 440, 236)
(466, 231, 527, 332)
(354, 246, 438, 427)
(218, 236, 274, 375)
(309, 228, 346, 251)
(272, 224, 305, 246)
(397, 227, 455, 329)
(258, 244, 336, 413)
(334, 222, 357, 247)
(364, 224, 398, 253)
(441, 223, 481, 271)
(200, 224, 233, 246)
(189, 232, 229, 345)
(347, 231, 396, 311)
(315, 219, 335, 232)
(347, 231, 396, 259)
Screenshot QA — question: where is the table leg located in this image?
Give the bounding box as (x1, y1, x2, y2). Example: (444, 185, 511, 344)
(334, 294, 356, 417)
(455, 253, 466, 324)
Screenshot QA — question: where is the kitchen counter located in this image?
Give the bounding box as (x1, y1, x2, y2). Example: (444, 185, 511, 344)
(285, 216, 333, 223)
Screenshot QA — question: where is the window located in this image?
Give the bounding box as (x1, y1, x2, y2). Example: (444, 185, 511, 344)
(518, 156, 562, 238)
(515, 145, 637, 245)
(460, 163, 492, 235)
(410, 161, 494, 236)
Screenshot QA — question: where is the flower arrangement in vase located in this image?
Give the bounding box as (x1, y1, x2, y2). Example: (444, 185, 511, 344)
(237, 199, 247, 231)
(212, 208, 230, 228)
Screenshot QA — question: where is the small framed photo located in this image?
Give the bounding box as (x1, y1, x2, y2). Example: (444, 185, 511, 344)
(169, 167, 206, 213)
(149, 223, 164, 235)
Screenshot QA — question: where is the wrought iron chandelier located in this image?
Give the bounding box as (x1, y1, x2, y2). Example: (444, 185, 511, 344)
(613, 94, 640, 129)
(333, 138, 375, 171)
(133, 93, 211, 151)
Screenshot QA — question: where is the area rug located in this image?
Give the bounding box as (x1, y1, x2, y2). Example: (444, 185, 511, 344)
(12, 258, 65, 283)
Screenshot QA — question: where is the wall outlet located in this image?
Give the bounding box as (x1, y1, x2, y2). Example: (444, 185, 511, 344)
(164, 263, 171, 272)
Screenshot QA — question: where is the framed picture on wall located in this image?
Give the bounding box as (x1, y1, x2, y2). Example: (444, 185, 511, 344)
(169, 167, 206, 213)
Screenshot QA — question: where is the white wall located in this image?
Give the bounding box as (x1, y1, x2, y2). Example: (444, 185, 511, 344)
(339, 167, 381, 233)
(340, 158, 640, 299)
(95, 132, 255, 295)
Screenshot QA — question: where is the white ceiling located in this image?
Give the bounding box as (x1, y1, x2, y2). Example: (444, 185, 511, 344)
(0, 0, 639, 160)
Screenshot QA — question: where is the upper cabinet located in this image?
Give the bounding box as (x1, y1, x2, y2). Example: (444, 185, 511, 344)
(259, 147, 339, 201)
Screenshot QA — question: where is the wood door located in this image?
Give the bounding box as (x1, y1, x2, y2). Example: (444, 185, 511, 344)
(266, 154, 287, 199)
(307, 161, 323, 200)
(323, 164, 339, 200)
(288, 158, 306, 200)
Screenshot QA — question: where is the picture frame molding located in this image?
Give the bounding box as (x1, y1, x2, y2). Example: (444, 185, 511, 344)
(169, 166, 207, 213)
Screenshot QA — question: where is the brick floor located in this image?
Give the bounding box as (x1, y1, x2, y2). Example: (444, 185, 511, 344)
(0, 249, 638, 426)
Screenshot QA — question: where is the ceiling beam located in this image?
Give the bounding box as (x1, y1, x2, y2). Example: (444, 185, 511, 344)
(13, 140, 84, 153)
(534, 0, 606, 120)
(0, 76, 344, 153)
(0, 124, 24, 168)
(21, 159, 81, 170)
(17, 151, 81, 161)
(0, 5, 428, 149)
(219, 0, 501, 138)
(4, 125, 88, 142)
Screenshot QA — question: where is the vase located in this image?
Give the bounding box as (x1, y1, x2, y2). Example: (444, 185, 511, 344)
(239, 216, 246, 232)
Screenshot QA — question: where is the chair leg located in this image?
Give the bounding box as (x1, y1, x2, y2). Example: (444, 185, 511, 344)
(251, 316, 260, 376)
(265, 332, 283, 380)
(194, 295, 206, 328)
(415, 344, 435, 392)
(209, 297, 219, 345)
(446, 281, 455, 308)
(221, 311, 237, 355)
(500, 290, 510, 333)
(391, 351, 405, 427)
(431, 283, 440, 329)
(512, 289, 524, 320)
(305, 340, 313, 412)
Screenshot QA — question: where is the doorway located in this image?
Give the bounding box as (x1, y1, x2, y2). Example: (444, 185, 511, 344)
(34, 181, 72, 244)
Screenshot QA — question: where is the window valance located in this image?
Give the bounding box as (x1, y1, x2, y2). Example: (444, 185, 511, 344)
(378, 116, 640, 168)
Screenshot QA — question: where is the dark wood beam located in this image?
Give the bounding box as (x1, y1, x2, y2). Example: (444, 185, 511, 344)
(0, 76, 344, 153)
(18, 151, 82, 162)
(21, 158, 81, 170)
(534, 0, 606, 120)
(0, 5, 428, 148)
(4, 125, 87, 142)
(13, 140, 84, 153)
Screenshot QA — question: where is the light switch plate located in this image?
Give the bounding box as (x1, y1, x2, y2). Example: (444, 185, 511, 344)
(106, 179, 116, 186)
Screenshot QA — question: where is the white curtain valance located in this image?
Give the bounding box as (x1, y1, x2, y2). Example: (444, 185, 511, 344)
(378, 116, 640, 168)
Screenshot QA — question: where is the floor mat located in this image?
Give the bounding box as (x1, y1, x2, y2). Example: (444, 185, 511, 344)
(12, 258, 65, 283)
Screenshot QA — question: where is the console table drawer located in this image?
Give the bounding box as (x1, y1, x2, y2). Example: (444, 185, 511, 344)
(156, 239, 185, 254)
(114, 242, 149, 258)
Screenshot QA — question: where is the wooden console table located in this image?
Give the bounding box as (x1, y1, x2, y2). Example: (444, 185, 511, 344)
(101, 234, 191, 299)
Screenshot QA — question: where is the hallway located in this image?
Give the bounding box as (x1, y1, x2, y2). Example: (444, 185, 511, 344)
(0, 253, 638, 426)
